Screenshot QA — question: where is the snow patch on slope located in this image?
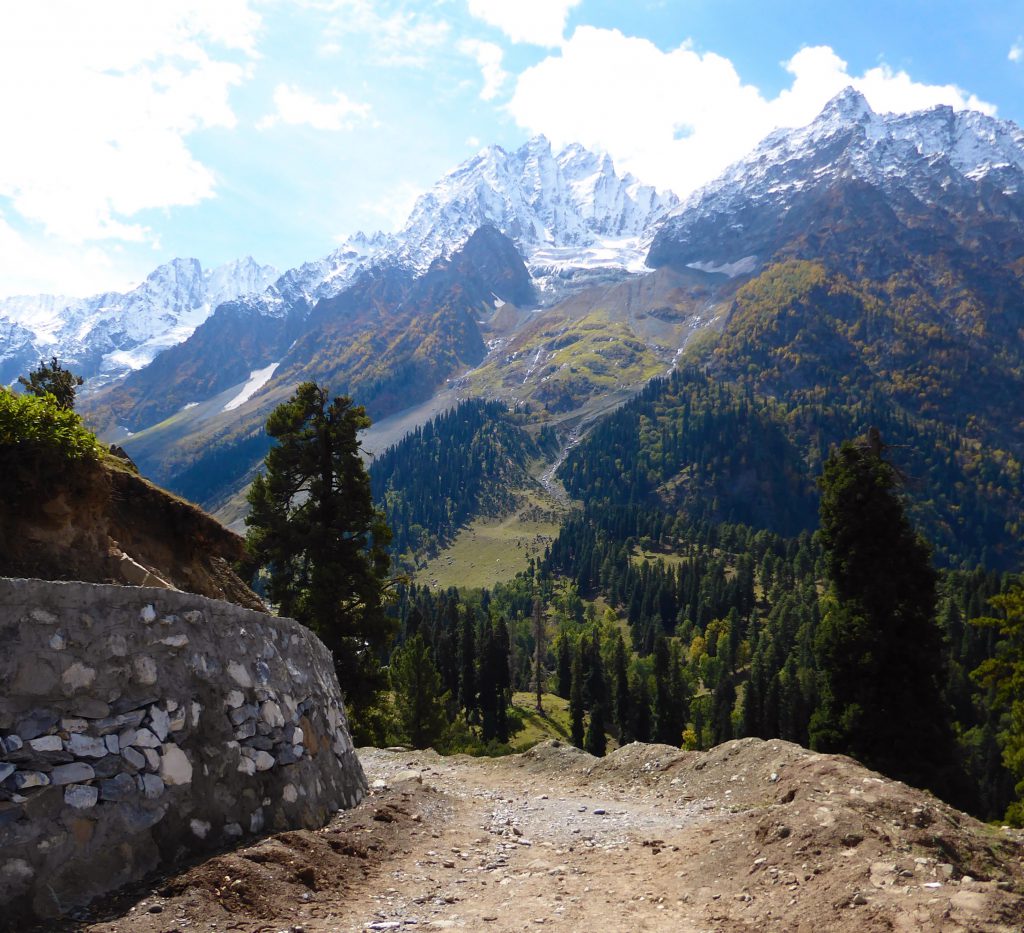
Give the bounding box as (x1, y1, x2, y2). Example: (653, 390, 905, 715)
(223, 361, 280, 412)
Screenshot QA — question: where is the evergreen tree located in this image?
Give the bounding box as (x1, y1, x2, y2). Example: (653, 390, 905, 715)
(972, 586, 1024, 824)
(630, 671, 653, 743)
(18, 356, 83, 411)
(613, 631, 632, 742)
(556, 633, 573, 699)
(809, 434, 960, 798)
(245, 382, 394, 735)
(586, 699, 607, 757)
(569, 644, 585, 749)
(390, 634, 448, 749)
(459, 608, 478, 719)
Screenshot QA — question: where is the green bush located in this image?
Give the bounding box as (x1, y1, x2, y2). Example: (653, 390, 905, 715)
(0, 388, 101, 460)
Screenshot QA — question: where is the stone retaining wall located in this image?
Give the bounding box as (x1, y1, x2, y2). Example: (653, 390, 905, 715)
(0, 578, 367, 921)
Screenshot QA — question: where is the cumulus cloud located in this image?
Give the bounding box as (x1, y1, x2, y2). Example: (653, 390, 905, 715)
(1011, 40, 1023, 63)
(0, 1, 260, 246)
(467, 0, 581, 47)
(507, 29, 998, 197)
(258, 85, 372, 131)
(458, 39, 509, 100)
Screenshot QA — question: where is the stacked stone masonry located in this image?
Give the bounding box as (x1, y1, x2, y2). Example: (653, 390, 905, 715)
(0, 578, 367, 921)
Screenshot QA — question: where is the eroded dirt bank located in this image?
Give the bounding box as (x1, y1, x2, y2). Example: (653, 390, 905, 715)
(45, 738, 1024, 932)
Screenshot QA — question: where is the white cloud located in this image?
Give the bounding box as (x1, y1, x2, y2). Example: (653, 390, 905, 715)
(0, 1, 261, 246)
(508, 29, 998, 197)
(467, 0, 581, 47)
(357, 180, 424, 230)
(258, 85, 371, 131)
(1011, 40, 1023, 63)
(458, 39, 509, 100)
(305, 0, 450, 66)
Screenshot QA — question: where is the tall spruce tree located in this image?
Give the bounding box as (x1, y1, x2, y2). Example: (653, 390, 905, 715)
(569, 644, 585, 749)
(245, 382, 394, 736)
(809, 434, 960, 798)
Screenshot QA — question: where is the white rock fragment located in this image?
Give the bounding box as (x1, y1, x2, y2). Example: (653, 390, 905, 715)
(60, 717, 88, 733)
(253, 750, 276, 772)
(237, 756, 257, 776)
(283, 784, 298, 803)
(61, 662, 96, 689)
(64, 784, 99, 809)
(66, 734, 107, 758)
(141, 773, 165, 798)
(131, 728, 161, 748)
(140, 604, 157, 623)
(160, 634, 189, 648)
(48, 632, 67, 651)
(260, 700, 284, 728)
(29, 735, 62, 752)
(227, 661, 253, 688)
(143, 748, 161, 771)
(160, 744, 193, 785)
(190, 819, 211, 839)
(225, 690, 245, 709)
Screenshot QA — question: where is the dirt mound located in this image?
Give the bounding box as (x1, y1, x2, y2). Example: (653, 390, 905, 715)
(0, 454, 262, 609)
(46, 740, 1024, 932)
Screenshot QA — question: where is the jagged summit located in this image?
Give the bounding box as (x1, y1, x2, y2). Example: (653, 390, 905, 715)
(648, 90, 1024, 274)
(0, 256, 278, 385)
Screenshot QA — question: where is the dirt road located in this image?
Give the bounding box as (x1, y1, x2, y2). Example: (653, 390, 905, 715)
(63, 739, 1024, 932)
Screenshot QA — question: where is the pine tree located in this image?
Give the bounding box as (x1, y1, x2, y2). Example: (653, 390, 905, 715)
(809, 434, 960, 798)
(390, 634, 448, 749)
(569, 644, 585, 749)
(459, 607, 478, 719)
(245, 382, 394, 735)
(613, 631, 632, 743)
(556, 633, 573, 700)
(18, 356, 83, 411)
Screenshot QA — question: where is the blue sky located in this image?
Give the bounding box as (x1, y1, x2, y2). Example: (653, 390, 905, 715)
(0, 0, 1021, 297)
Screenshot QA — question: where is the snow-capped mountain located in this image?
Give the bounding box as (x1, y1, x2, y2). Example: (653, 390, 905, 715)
(0, 257, 278, 384)
(648, 87, 1024, 274)
(395, 136, 678, 302)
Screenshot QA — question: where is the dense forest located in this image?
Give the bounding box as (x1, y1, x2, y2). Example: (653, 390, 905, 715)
(368, 389, 1022, 822)
(369, 399, 554, 559)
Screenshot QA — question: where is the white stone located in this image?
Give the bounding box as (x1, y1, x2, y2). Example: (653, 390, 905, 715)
(253, 750, 276, 772)
(64, 784, 99, 809)
(30, 609, 58, 625)
(60, 717, 88, 733)
(166, 699, 179, 712)
(237, 756, 256, 776)
(225, 689, 245, 709)
(61, 662, 96, 690)
(249, 808, 264, 833)
(160, 633, 189, 648)
(131, 728, 161, 748)
(227, 661, 253, 688)
(283, 784, 298, 803)
(104, 734, 119, 754)
(168, 708, 187, 732)
(292, 726, 304, 746)
(223, 822, 243, 838)
(66, 734, 107, 758)
(48, 632, 67, 651)
(190, 702, 202, 727)
(133, 656, 158, 686)
(260, 700, 285, 728)
(140, 604, 157, 623)
(29, 735, 62, 752)
(160, 744, 193, 785)
(143, 748, 161, 771)
(12, 771, 50, 789)
(149, 706, 170, 741)
(190, 818, 211, 839)
(108, 633, 128, 657)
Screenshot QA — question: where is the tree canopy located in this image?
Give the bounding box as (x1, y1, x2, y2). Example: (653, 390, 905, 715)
(18, 356, 84, 411)
(809, 434, 961, 799)
(245, 382, 394, 732)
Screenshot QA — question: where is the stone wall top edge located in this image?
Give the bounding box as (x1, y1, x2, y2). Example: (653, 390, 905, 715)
(0, 576, 303, 637)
